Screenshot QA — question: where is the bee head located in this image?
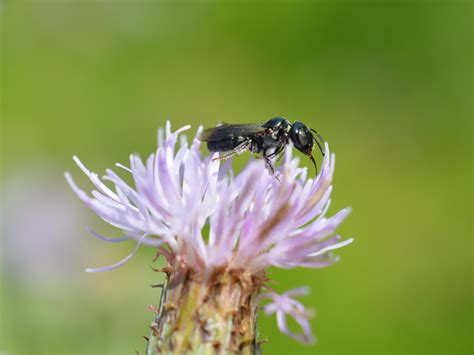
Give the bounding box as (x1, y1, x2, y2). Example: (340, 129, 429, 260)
(289, 121, 325, 174)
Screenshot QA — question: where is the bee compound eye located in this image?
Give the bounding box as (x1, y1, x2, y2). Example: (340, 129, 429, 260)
(297, 129, 310, 146)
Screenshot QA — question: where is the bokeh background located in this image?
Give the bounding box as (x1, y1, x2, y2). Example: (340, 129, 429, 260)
(1, 1, 472, 354)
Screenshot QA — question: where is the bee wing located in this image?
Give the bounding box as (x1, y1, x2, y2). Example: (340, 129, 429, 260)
(198, 124, 266, 142)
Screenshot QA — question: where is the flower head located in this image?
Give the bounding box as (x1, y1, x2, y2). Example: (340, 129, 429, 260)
(65, 121, 352, 343)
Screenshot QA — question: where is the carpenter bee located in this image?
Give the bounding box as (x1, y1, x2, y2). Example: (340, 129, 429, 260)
(198, 117, 325, 175)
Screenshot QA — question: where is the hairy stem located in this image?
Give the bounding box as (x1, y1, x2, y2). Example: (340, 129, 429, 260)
(146, 266, 263, 354)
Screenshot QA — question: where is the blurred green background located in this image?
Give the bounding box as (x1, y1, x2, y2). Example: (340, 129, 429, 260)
(1, 1, 472, 354)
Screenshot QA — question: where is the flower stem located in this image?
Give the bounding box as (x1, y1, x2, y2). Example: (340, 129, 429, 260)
(146, 266, 263, 354)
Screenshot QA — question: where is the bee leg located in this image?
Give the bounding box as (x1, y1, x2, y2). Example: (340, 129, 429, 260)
(264, 156, 275, 175)
(264, 156, 281, 182)
(262, 149, 277, 176)
(267, 145, 286, 161)
(276, 149, 286, 162)
(212, 140, 251, 161)
(235, 140, 252, 155)
(212, 151, 237, 161)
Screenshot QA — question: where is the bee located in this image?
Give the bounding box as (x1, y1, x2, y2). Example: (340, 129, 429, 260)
(198, 117, 325, 175)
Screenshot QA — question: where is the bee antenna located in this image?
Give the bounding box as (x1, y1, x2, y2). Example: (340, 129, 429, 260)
(310, 128, 325, 156)
(309, 154, 318, 175)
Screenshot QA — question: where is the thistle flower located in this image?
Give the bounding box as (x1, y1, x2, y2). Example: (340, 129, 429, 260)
(65, 121, 352, 352)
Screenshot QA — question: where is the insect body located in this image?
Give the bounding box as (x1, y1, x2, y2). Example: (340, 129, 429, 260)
(198, 117, 325, 174)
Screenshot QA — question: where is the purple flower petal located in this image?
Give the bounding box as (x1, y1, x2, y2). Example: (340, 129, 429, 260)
(85, 233, 155, 273)
(261, 288, 316, 345)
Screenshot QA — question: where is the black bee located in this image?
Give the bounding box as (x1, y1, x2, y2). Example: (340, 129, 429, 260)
(198, 117, 325, 174)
